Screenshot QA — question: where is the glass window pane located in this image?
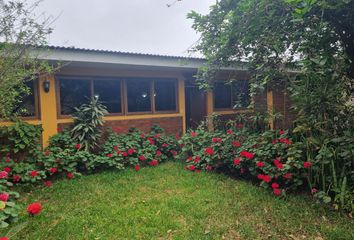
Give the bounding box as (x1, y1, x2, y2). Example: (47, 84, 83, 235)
(93, 79, 121, 113)
(154, 79, 176, 111)
(126, 78, 151, 112)
(214, 82, 232, 109)
(14, 81, 36, 117)
(232, 80, 250, 108)
(59, 78, 91, 115)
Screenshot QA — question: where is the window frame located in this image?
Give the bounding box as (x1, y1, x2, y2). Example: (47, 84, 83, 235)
(56, 75, 124, 118)
(14, 79, 41, 120)
(213, 80, 250, 111)
(56, 75, 179, 118)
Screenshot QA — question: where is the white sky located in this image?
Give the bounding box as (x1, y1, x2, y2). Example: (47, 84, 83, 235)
(31, 0, 216, 57)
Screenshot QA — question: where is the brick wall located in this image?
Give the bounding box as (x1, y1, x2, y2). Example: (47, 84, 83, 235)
(272, 89, 296, 129)
(58, 116, 183, 136)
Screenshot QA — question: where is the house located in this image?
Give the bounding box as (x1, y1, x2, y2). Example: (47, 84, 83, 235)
(0, 46, 294, 147)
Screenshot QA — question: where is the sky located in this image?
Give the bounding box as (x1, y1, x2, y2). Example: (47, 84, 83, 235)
(30, 0, 216, 57)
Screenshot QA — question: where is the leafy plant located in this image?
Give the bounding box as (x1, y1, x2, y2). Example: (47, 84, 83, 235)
(71, 97, 107, 152)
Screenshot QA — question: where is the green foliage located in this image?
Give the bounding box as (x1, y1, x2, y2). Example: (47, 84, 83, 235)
(0, 121, 42, 160)
(0, 0, 54, 119)
(71, 97, 108, 152)
(189, 0, 354, 212)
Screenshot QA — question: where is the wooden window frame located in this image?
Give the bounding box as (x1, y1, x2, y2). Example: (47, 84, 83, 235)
(56, 75, 124, 118)
(213, 80, 250, 111)
(15, 79, 41, 120)
(56, 75, 179, 118)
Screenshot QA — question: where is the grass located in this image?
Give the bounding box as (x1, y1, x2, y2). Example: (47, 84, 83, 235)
(1, 162, 353, 240)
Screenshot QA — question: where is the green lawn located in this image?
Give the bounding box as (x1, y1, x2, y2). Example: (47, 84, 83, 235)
(1, 162, 353, 240)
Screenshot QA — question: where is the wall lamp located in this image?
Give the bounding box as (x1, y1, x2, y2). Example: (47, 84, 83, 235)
(43, 79, 50, 93)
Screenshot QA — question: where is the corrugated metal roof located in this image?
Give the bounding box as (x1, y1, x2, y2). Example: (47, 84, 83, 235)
(44, 45, 205, 61)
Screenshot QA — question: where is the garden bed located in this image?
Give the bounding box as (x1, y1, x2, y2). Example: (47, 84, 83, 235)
(1, 162, 352, 240)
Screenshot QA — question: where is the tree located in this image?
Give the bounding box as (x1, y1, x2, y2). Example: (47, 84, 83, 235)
(0, 0, 54, 119)
(188, 0, 354, 211)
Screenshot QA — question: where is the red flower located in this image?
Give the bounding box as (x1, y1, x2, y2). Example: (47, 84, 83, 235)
(189, 165, 195, 171)
(0, 237, 9, 240)
(186, 156, 193, 162)
(44, 181, 52, 187)
(205, 147, 214, 155)
(273, 188, 282, 196)
(154, 134, 160, 139)
(140, 133, 145, 138)
(106, 153, 113, 157)
(0, 171, 8, 179)
(139, 155, 146, 161)
(303, 162, 312, 168)
(3, 167, 11, 173)
(162, 143, 168, 147)
(206, 165, 213, 171)
(232, 141, 241, 147)
(194, 156, 201, 161)
(233, 158, 241, 165)
(44, 150, 50, 156)
(273, 159, 280, 165)
(128, 149, 135, 155)
(272, 139, 278, 144)
(240, 151, 254, 160)
(57, 127, 62, 132)
(279, 129, 285, 135)
(212, 138, 218, 143)
(149, 160, 158, 166)
(121, 152, 128, 157)
(263, 175, 271, 183)
(5, 157, 11, 163)
(13, 175, 20, 183)
(27, 202, 42, 216)
(67, 172, 74, 179)
(113, 145, 119, 151)
(134, 165, 140, 171)
(257, 174, 264, 180)
(256, 162, 265, 168)
(279, 138, 292, 145)
(191, 131, 197, 137)
(226, 129, 233, 134)
(75, 143, 81, 150)
(311, 188, 318, 194)
(193, 158, 200, 163)
(0, 192, 9, 202)
(155, 150, 162, 156)
(271, 183, 279, 189)
(147, 138, 155, 145)
(276, 163, 283, 169)
(236, 123, 243, 129)
(283, 173, 292, 179)
(50, 167, 57, 174)
(170, 150, 177, 156)
(30, 170, 38, 177)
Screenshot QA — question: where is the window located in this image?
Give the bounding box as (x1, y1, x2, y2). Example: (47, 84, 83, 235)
(59, 78, 91, 115)
(154, 80, 177, 112)
(12, 80, 38, 117)
(214, 82, 232, 109)
(93, 80, 122, 114)
(214, 80, 250, 109)
(126, 78, 152, 113)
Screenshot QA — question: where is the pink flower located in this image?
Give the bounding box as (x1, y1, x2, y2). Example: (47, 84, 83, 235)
(154, 134, 160, 139)
(240, 151, 254, 160)
(67, 172, 74, 179)
(283, 173, 292, 179)
(30, 170, 38, 177)
(13, 175, 21, 183)
(279, 129, 285, 135)
(147, 138, 155, 145)
(233, 158, 241, 166)
(1, 172, 11, 180)
(44, 181, 52, 187)
(257, 174, 264, 180)
(139, 155, 146, 161)
(140, 133, 145, 138)
(3, 167, 11, 173)
(263, 175, 271, 183)
(232, 141, 241, 147)
(273, 188, 282, 196)
(303, 162, 312, 168)
(121, 152, 128, 157)
(194, 158, 200, 163)
(44, 150, 50, 156)
(113, 145, 119, 151)
(155, 150, 162, 156)
(256, 162, 265, 168)
(27, 202, 42, 216)
(134, 165, 140, 171)
(276, 163, 283, 169)
(311, 188, 318, 194)
(186, 156, 193, 162)
(226, 129, 233, 134)
(206, 165, 213, 171)
(106, 153, 113, 157)
(0, 192, 9, 202)
(189, 165, 195, 171)
(128, 149, 135, 155)
(279, 138, 292, 145)
(205, 147, 214, 155)
(236, 123, 243, 129)
(271, 183, 279, 189)
(149, 160, 158, 166)
(75, 143, 81, 150)
(162, 143, 168, 147)
(50, 167, 57, 174)
(191, 131, 197, 137)
(0, 237, 9, 240)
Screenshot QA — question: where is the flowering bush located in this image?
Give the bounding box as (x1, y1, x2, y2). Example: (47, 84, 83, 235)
(179, 125, 314, 198)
